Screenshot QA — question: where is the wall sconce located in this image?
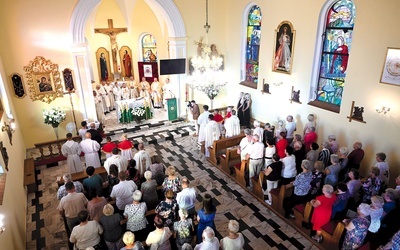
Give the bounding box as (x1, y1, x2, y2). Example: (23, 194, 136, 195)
(2, 119, 16, 145)
(376, 106, 390, 114)
(273, 81, 283, 86)
(0, 214, 5, 234)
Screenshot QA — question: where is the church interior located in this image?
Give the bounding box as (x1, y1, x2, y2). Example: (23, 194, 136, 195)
(0, 0, 399, 249)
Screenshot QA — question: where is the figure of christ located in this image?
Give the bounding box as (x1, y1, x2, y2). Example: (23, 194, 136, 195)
(94, 19, 127, 75)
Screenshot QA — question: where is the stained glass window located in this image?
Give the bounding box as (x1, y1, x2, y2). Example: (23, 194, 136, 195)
(315, 0, 355, 108)
(142, 34, 157, 62)
(245, 5, 262, 85)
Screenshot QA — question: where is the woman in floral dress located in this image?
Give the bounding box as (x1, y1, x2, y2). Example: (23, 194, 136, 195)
(173, 209, 194, 249)
(155, 189, 178, 229)
(162, 166, 181, 193)
(342, 203, 371, 249)
(124, 190, 148, 241)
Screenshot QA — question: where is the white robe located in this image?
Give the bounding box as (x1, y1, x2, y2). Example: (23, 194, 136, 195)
(224, 115, 241, 137)
(94, 95, 105, 123)
(104, 84, 115, 109)
(205, 120, 221, 157)
(120, 87, 130, 100)
(80, 139, 101, 168)
(104, 155, 128, 174)
(197, 111, 210, 143)
(133, 150, 151, 177)
(113, 86, 121, 101)
(61, 140, 83, 174)
(98, 85, 110, 110)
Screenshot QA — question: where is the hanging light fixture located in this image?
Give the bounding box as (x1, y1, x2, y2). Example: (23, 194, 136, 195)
(188, 0, 227, 102)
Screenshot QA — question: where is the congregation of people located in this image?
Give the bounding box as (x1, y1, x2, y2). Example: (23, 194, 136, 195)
(188, 95, 400, 249)
(56, 89, 400, 250)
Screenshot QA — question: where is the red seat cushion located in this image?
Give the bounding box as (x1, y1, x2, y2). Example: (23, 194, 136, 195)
(270, 188, 279, 196)
(321, 220, 336, 235)
(294, 204, 305, 213)
(234, 163, 241, 169)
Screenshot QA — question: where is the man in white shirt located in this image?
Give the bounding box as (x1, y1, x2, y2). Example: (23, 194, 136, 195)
(205, 114, 221, 158)
(80, 132, 101, 168)
(133, 143, 151, 178)
(176, 178, 197, 219)
(253, 120, 264, 143)
(69, 210, 103, 250)
(285, 115, 296, 144)
(61, 133, 83, 174)
(375, 152, 389, 185)
(110, 171, 137, 211)
(246, 134, 264, 189)
(237, 129, 253, 161)
(104, 147, 128, 174)
(197, 105, 210, 143)
(224, 110, 240, 138)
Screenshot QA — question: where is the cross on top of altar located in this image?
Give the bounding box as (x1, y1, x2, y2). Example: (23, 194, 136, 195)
(94, 19, 127, 45)
(94, 19, 127, 77)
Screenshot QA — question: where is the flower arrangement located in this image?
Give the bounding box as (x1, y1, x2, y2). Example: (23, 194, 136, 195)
(131, 106, 146, 121)
(197, 84, 224, 100)
(42, 107, 66, 128)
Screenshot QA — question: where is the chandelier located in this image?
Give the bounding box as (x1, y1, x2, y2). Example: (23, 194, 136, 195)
(187, 0, 227, 100)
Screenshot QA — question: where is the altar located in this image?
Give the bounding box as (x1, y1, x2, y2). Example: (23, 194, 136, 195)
(116, 98, 153, 123)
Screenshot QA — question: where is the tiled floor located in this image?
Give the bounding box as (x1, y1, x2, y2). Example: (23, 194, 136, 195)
(26, 110, 319, 250)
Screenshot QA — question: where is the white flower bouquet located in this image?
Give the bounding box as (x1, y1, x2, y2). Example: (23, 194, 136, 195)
(42, 107, 66, 128)
(131, 106, 146, 121)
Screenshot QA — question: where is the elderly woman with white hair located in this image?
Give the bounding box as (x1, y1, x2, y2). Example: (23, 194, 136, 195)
(120, 231, 144, 250)
(173, 208, 194, 249)
(124, 190, 148, 241)
(100, 204, 126, 250)
(328, 134, 339, 154)
(342, 203, 371, 249)
(253, 120, 263, 143)
(194, 226, 220, 250)
(324, 154, 341, 187)
(220, 220, 244, 250)
(141, 170, 159, 210)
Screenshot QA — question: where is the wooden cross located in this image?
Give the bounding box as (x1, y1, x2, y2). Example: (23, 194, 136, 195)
(94, 19, 127, 75)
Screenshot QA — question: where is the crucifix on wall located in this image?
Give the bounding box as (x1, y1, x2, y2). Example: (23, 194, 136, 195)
(94, 19, 127, 79)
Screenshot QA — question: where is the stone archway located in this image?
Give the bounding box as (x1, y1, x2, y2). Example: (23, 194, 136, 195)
(69, 0, 187, 120)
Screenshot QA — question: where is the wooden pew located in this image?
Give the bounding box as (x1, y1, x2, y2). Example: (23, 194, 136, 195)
(34, 136, 83, 167)
(250, 171, 265, 201)
(24, 158, 37, 194)
(207, 133, 244, 166)
(269, 183, 294, 216)
(219, 147, 240, 175)
(292, 202, 313, 229)
(57, 166, 108, 187)
(234, 160, 247, 187)
(320, 220, 346, 250)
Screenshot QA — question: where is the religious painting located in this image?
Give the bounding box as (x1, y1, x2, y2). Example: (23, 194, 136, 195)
(272, 21, 295, 74)
(33, 72, 55, 93)
(380, 47, 400, 86)
(23, 56, 63, 103)
(119, 46, 133, 79)
(142, 34, 157, 62)
(138, 62, 158, 83)
(62, 68, 75, 92)
(9, 73, 26, 98)
(96, 47, 112, 82)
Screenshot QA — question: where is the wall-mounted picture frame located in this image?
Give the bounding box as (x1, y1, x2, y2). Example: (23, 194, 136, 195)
(96, 47, 112, 82)
(119, 46, 133, 78)
(23, 56, 63, 103)
(380, 47, 400, 86)
(62, 68, 75, 92)
(272, 21, 296, 75)
(9, 73, 26, 98)
(138, 62, 158, 83)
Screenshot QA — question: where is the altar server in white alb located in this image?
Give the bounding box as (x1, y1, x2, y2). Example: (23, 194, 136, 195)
(80, 132, 101, 168)
(197, 105, 210, 144)
(61, 133, 83, 174)
(104, 81, 115, 110)
(113, 82, 121, 101)
(93, 91, 105, 124)
(224, 109, 241, 138)
(97, 83, 111, 114)
(205, 114, 221, 157)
